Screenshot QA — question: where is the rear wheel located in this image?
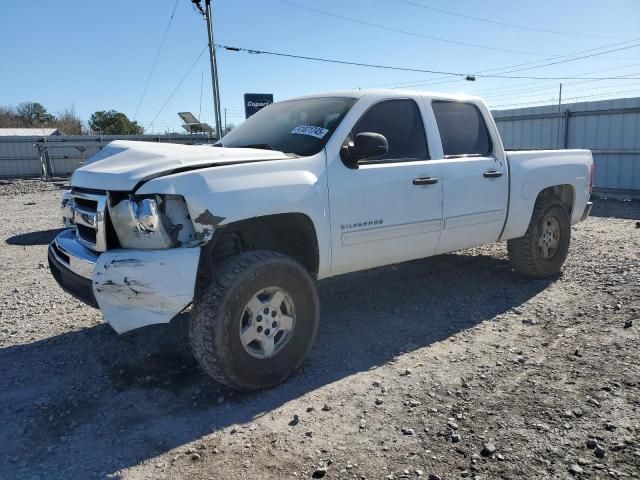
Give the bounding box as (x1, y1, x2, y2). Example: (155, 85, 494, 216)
(190, 250, 319, 391)
(508, 197, 571, 278)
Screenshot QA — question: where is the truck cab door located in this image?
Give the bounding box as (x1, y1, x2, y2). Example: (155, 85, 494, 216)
(430, 100, 508, 254)
(327, 98, 443, 275)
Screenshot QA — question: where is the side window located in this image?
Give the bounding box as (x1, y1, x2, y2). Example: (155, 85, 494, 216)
(349, 99, 429, 162)
(432, 101, 492, 157)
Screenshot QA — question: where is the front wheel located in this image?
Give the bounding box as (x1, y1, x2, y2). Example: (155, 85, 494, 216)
(508, 198, 571, 278)
(190, 250, 319, 391)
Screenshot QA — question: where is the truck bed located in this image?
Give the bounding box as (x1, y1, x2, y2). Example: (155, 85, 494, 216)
(501, 149, 593, 240)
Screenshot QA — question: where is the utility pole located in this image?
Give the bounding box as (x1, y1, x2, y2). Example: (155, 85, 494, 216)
(199, 71, 204, 122)
(204, 0, 223, 140)
(556, 83, 563, 149)
(224, 108, 227, 134)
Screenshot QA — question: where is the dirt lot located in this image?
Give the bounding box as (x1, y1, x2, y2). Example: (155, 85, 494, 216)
(0, 179, 639, 480)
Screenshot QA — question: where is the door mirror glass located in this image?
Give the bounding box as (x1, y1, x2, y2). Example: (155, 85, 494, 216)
(341, 132, 388, 166)
(352, 132, 389, 160)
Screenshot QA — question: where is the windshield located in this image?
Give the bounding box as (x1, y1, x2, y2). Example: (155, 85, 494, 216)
(219, 97, 357, 156)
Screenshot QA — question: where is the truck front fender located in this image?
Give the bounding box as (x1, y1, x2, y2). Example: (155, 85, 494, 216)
(136, 153, 331, 278)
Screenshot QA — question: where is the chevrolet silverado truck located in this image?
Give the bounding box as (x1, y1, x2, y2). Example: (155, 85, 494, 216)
(49, 90, 594, 390)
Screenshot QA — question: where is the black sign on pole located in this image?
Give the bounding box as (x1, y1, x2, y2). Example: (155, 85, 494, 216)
(244, 93, 274, 118)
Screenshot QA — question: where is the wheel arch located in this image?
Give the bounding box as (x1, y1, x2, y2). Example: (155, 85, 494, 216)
(501, 183, 576, 241)
(197, 212, 320, 292)
(535, 184, 575, 216)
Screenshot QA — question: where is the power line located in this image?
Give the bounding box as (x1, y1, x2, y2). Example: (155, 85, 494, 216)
(366, 60, 639, 90)
(396, 0, 631, 40)
(468, 64, 640, 97)
(279, 0, 554, 57)
(133, 0, 180, 120)
(217, 43, 640, 81)
(149, 45, 208, 126)
(490, 88, 640, 109)
(465, 63, 640, 102)
(284, 0, 640, 92)
(358, 38, 640, 88)
(402, 42, 639, 86)
(474, 68, 640, 99)
(492, 43, 640, 77)
(485, 80, 640, 102)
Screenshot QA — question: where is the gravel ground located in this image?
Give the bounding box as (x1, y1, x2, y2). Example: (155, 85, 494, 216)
(0, 179, 639, 480)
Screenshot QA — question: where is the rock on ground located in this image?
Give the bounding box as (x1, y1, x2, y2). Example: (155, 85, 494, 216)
(0, 181, 639, 479)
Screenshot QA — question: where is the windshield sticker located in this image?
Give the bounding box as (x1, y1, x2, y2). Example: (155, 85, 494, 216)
(290, 125, 329, 139)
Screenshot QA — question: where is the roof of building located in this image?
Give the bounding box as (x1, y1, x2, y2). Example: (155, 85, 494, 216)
(0, 128, 63, 137)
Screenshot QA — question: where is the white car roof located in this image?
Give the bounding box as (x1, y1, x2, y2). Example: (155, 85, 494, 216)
(286, 88, 483, 104)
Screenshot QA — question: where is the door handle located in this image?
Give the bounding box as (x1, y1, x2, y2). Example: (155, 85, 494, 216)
(483, 170, 503, 178)
(413, 177, 439, 186)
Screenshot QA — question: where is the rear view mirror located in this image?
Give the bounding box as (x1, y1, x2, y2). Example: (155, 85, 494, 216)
(341, 132, 388, 167)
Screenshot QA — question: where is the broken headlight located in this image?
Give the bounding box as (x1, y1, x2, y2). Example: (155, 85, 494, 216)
(109, 194, 196, 249)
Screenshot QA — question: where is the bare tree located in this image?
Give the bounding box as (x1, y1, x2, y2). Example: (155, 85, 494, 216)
(0, 106, 22, 127)
(0, 103, 87, 134)
(54, 106, 84, 135)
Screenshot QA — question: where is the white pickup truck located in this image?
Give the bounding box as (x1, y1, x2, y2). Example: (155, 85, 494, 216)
(49, 89, 593, 390)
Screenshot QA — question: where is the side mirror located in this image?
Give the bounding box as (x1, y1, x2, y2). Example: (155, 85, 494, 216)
(341, 132, 388, 167)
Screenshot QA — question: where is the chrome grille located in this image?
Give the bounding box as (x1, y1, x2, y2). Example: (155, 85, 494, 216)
(71, 189, 108, 252)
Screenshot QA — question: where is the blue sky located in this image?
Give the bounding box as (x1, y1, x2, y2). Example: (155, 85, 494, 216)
(1, 0, 639, 133)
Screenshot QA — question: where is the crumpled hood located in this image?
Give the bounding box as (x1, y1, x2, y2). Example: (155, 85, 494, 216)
(70, 140, 290, 191)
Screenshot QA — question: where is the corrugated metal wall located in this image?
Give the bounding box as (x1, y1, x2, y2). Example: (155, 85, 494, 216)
(492, 97, 640, 192)
(2, 99, 639, 191)
(0, 134, 216, 177)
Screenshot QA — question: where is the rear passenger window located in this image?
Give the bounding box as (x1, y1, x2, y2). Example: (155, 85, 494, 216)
(350, 99, 429, 162)
(432, 101, 492, 157)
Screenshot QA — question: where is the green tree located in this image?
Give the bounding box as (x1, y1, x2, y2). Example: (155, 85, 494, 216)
(16, 102, 55, 126)
(89, 110, 144, 135)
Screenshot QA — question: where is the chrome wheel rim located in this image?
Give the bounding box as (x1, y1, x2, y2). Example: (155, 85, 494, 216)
(239, 287, 296, 359)
(538, 216, 560, 259)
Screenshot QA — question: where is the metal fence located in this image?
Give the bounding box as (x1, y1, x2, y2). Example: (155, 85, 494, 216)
(0, 134, 216, 178)
(492, 96, 640, 193)
(2, 98, 639, 192)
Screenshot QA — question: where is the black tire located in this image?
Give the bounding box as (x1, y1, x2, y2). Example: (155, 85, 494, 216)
(190, 250, 319, 391)
(507, 197, 571, 278)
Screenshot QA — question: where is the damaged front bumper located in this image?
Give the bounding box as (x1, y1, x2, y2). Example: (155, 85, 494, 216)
(48, 229, 200, 334)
